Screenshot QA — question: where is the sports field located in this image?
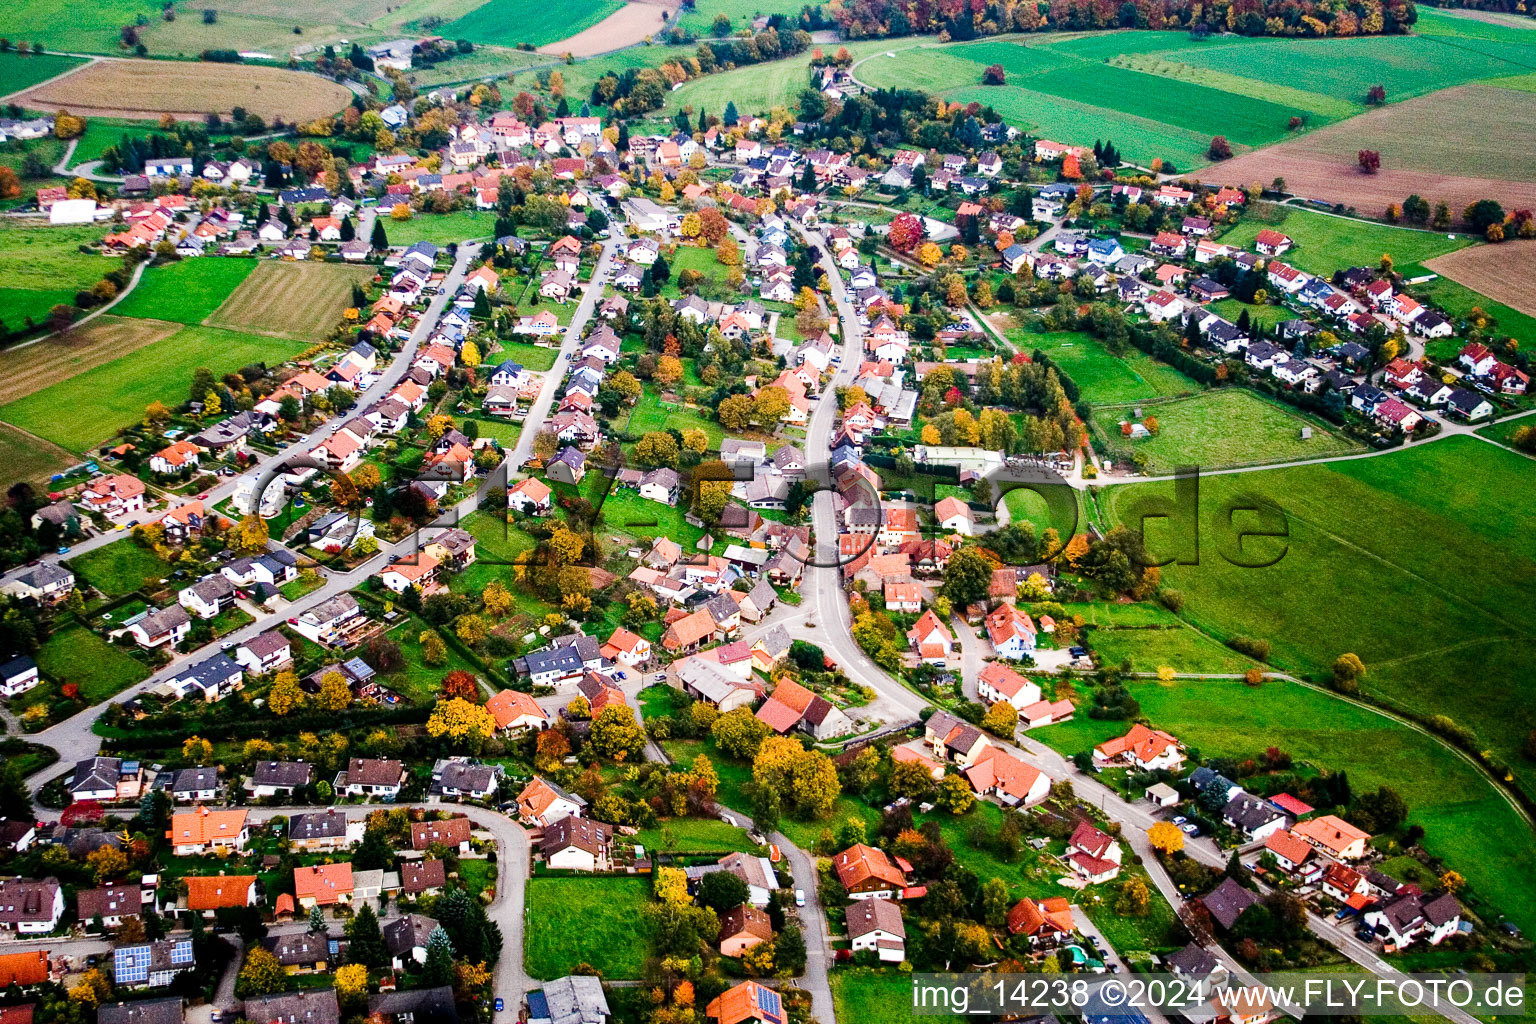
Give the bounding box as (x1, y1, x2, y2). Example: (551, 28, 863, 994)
(112, 257, 258, 324)
(12, 58, 352, 122)
(441, 0, 626, 48)
(0, 321, 307, 451)
(1097, 389, 1362, 473)
(1104, 436, 1536, 814)
(205, 261, 372, 340)
(1012, 329, 1198, 406)
(0, 222, 112, 331)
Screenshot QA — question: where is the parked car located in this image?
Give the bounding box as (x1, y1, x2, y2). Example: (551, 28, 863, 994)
(56, 546, 70, 554)
(493, 999, 503, 1013)
(1180, 823, 1199, 835)
(795, 889, 806, 907)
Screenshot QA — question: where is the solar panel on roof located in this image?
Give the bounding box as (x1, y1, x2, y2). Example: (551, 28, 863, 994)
(169, 939, 193, 964)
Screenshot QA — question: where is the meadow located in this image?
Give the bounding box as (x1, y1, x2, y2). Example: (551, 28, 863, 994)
(1031, 676, 1536, 936)
(1095, 388, 1363, 473)
(1216, 204, 1471, 277)
(375, 209, 497, 247)
(205, 261, 372, 340)
(671, 0, 812, 35)
(0, 222, 112, 331)
(0, 51, 87, 93)
(440, 0, 625, 48)
(0, 322, 307, 451)
(0, 422, 76, 489)
(0, 315, 179, 406)
(832, 969, 966, 1024)
(524, 876, 653, 979)
(31, 624, 149, 703)
(1011, 329, 1198, 406)
(112, 257, 258, 324)
(1102, 436, 1536, 811)
(66, 542, 176, 596)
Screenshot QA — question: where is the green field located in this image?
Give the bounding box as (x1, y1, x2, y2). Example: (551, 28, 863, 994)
(66, 542, 175, 596)
(490, 340, 558, 372)
(440, 0, 623, 48)
(1032, 676, 1536, 936)
(622, 388, 725, 446)
(1409, 270, 1536, 350)
(631, 817, 758, 854)
(1066, 601, 1260, 674)
(1103, 436, 1536, 815)
(376, 209, 498, 247)
(0, 322, 306, 452)
(1013, 329, 1198, 406)
(0, 421, 73, 488)
(112, 258, 258, 323)
(0, 222, 110, 330)
(524, 876, 653, 979)
(1096, 389, 1363, 473)
(1218, 205, 1472, 277)
(68, 119, 159, 165)
(832, 968, 964, 1023)
(671, 0, 811, 35)
(33, 623, 150, 701)
(1205, 298, 1291, 334)
(0, 51, 88, 91)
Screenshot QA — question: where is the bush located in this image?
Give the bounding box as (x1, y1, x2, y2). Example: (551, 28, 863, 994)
(1227, 635, 1270, 662)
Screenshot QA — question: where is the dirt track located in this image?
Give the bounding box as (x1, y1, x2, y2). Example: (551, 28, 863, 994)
(539, 0, 676, 56)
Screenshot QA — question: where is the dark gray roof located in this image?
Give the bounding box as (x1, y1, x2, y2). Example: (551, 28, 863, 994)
(240, 631, 291, 659)
(1224, 793, 1284, 833)
(289, 809, 348, 842)
(264, 932, 331, 966)
(251, 761, 312, 788)
(171, 767, 219, 794)
(242, 988, 341, 1024)
(368, 987, 457, 1024)
(1166, 942, 1218, 978)
(383, 913, 437, 956)
(98, 999, 184, 1024)
(1202, 877, 1259, 930)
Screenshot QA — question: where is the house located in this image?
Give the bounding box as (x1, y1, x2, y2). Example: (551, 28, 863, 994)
(833, 843, 908, 900)
(1263, 830, 1323, 883)
(1222, 793, 1287, 842)
(293, 594, 365, 646)
(177, 575, 235, 619)
(1007, 895, 1073, 947)
(337, 758, 405, 799)
(962, 746, 1050, 807)
(0, 655, 38, 698)
(294, 862, 354, 908)
(80, 883, 143, 930)
(376, 553, 439, 594)
(905, 609, 953, 663)
(241, 991, 340, 1024)
(691, 852, 778, 908)
(977, 662, 1041, 710)
(1445, 388, 1493, 421)
(112, 939, 194, 988)
(383, 914, 436, 970)
(602, 627, 652, 667)
(1294, 814, 1371, 860)
(517, 777, 587, 827)
(662, 608, 717, 655)
(540, 815, 613, 872)
(246, 761, 312, 799)
(1364, 893, 1463, 947)
(1167, 943, 1225, 986)
(3, 563, 74, 606)
(1092, 723, 1184, 771)
(1254, 229, 1292, 255)
(166, 766, 220, 802)
(705, 981, 782, 1024)
(0, 950, 47, 987)
(639, 468, 680, 506)
(400, 859, 447, 898)
(546, 447, 587, 485)
(532, 976, 610, 1024)
(184, 875, 258, 915)
(0, 878, 62, 934)
(1202, 876, 1259, 930)
(883, 581, 923, 614)
(720, 904, 774, 958)
(924, 710, 990, 766)
(985, 602, 1037, 659)
(165, 807, 248, 855)
(1066, 821, 1122, 883)
(486, 689, 549, 733)
(81, 474, 146, 519)
(233, 632, 292, 676)
(846, 898, 905, 962)
(69, 756, 142, 802)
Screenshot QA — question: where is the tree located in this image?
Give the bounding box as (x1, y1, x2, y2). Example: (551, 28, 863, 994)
(888, 212, 924, 253)
(1365, 83, 1387, 105)
(370, 218, 388, 250)
(982, 63, 1006, 85)
(1463, 199, 1505, 234)
(308, 904, 327, 932)
(423, 926, 455, 986)
(713, 706, 770, 758)
(591, 705, 645, 760)
(890, 760, 936, 800)
(334, 964, 368, 1009)
(236, 947, 289, 997)
(86, 844, 128, 883)
(918, 241, 943, 266)
(698, 869, 750, 913)
(753, 385, 790, 425)
(1331, 652, 1365, 695)
(1358, 149, 1380, 174)
(317, 671, 352, 712)
(942, 546, 994, 609)
(230, 514, 269, 554)
(0, 167, 20, 200)
(934, 773, 975, 815)
(183, 735, 213, 762)
(346, 904, 388, 968)
(1147, 821, 1185, 855)
(723, 100, 739, 126)
(633, 431, 680, 467)
(440, 669, 480, 701)
(654, 354, 684, 387)
(427, 697, 498, 743)
(717, 394, 754, 431)
(981, 700, 1018, 737)
(1115, 876, 1151, 916)
(1207, 136, 1232, 161)
(269, 671, 303, 715)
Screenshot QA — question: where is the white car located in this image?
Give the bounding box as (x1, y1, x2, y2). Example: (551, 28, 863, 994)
(795, 889, 806, 907)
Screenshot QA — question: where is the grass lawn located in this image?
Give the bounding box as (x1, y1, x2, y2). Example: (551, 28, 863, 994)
(638, 683, 688, 720)
(622, 388, 724, 446)
(1217, 205, 1471, 278)
(1206, 298, 1292, 334)
(0, 322, 307, 452)
(490, 340, 559, 372)
(1409, 271, 1536, 351)
(375, 209, 498, 247)
(0, 421, 74, 490)
(524, 876, 653, 980)
(1063, 601, 1260, 674)
(831, 968, 964, 1024)
(0, 51, 88, 90)
(1080, 856, 1186, 957)
(0, 221, 110, 329)
(915, 802, 1061, 901)
(593, 476, 714, 554)
(1033, 676, 1536, 937)
(1013, 329, 1199, 406)
(1474, 415, 1536, 447)
(381, 615, 483, 703)
(1095, 388, 1363, 473)
(455, 858, 496, 898)
(112, 258, 258, 323)
(66, 543, 174, 596)
(632, 817, 759, 855)
(31, 623, 149, 702)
